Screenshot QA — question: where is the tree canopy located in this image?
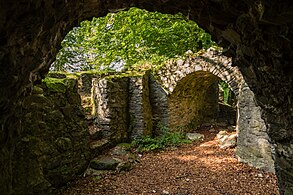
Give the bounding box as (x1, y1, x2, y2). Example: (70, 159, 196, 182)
(52, 7, 214, 73)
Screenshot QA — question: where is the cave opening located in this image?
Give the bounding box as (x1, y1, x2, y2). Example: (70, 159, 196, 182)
(1, 3, 286, 194)
(33, 7, 276, 194)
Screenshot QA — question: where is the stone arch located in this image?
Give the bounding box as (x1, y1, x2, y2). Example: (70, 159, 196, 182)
(150, 48, 274, 172)
(152, 48, 242, 132)
(155, 48, 243, 97)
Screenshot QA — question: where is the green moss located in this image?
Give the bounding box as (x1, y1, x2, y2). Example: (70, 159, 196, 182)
(43, 77, 67, 93)
(117, 143, 132, 151)
(42, 76, 77, 93)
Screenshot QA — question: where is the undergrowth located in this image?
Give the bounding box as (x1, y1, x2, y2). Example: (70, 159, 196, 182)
(131, 124, 191, 152)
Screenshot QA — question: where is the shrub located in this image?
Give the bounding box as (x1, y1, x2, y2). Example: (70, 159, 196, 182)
(131, 125, 191, 152)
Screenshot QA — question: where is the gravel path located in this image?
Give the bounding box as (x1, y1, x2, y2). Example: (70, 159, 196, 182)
(58, 130, 279, 195)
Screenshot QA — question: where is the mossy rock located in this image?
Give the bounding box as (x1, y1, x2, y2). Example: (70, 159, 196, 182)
(117, 143, 132, 151)
(32, 85, 44, 94)
(64, 78, 77, 91)
(55, 137, 72, 152)
(22, 94, 52, 110)
(89, 156, 120, 170)
(47, 73, 67, 79)
(42, 77, 78, 94)
(43, 77, 67, 93)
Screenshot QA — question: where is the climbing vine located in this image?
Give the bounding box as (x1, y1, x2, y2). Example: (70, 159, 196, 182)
(52, 7, 214, 72)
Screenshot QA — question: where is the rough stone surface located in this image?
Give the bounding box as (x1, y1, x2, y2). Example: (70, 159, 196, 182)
(91, 77, 129, 145)
(1, 1, 292, 194)
(129, 73, 153, 139)
(154, 49, 242, 96)
(149, 75, 169, 134)
(152, 49, 243, 132)
(236, 84, 275, 173)
(12, 76, 91, 194)
(167, 72, 219, 131)
(78, 73, 99, 117)
(217, 103, 236, 126)
(88, 144, 136, 173)
(89, 156, 120, 171)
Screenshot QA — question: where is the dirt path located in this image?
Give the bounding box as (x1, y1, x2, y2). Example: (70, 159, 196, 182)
(59, 130, 279, 195)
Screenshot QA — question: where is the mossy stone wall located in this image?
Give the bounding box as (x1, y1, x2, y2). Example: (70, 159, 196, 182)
(12, 76, 91, 194)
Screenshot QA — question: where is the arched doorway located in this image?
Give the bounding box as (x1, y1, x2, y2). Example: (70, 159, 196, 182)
(151, 48, 275, 172)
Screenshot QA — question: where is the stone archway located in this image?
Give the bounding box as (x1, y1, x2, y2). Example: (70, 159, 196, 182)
(150, 48, 275, 172)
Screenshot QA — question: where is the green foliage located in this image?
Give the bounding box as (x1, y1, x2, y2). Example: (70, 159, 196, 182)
(219, 80, 232, 105)
(117, 143, 132, 151)
(131, 124, 191, 152)
(52, 7, 214, 72)
(42, 77, 67, 93)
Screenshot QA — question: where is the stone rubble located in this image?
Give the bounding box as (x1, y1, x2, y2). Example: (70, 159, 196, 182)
(216, 131, 238, 149)
(186, 133, 205, 141)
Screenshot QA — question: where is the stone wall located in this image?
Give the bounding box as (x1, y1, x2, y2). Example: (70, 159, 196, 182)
(91, 77, 129, 147)
(236, 83, 275, 172)
(89, 73, 154, 141)
(83, 61, 275, 175)
(78, 73, 98, 117)
(12, 76, 90, 194)
(5, 50, 277, 193)
(149, 75, 169, 134)
(167, 72, 219, 131)
(129, 73, 153, 139)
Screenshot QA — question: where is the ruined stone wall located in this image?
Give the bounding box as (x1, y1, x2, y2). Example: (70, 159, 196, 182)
(154, 48, 241, 95)
(13, 76, 90, 194)
(152, 49, 241, 132)
(78, 73, 98, 116)
(90, 73, 154, 141)
(12, 68, 275, 194)
(91, 77, 129, 148)
(149, 75, 169, 134)
(236, 83, 275, 173)
(129, 73, 153, 139)
(5, 52, 278, 193)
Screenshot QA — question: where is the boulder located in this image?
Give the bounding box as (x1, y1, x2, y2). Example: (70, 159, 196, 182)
(89, 156, 120, 170)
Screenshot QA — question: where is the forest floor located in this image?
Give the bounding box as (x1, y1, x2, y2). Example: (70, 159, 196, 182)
(58, 128, 279, 195)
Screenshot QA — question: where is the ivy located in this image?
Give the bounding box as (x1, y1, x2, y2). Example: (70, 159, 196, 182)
(52, 7, 214, 73)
